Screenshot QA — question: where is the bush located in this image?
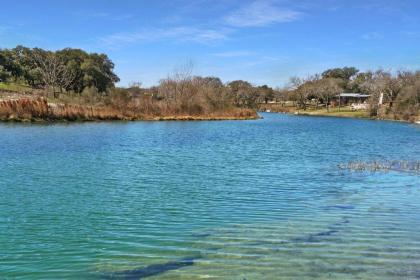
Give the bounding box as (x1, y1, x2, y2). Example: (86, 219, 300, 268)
(0, 65, 11, 82)
(81, 86, 99, 104)
(394, 81, 420, 120)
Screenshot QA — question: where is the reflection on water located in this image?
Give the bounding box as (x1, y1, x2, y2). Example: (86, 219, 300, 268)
(0, 114, 419, 279)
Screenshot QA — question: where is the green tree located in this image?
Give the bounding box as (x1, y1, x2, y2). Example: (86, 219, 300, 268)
(0, 65, 11, 82)
(228, 80, 258, 107)
(258, 85, 274, 103)
(12, 45, 43, 87)
(322, 67, 359, 80)
(322, 67, 358, 90)
(81, 53, 119, 93)
(0, 48, 23, 80)
(56, 48, 89, 93)
(349, 72, 373, 92)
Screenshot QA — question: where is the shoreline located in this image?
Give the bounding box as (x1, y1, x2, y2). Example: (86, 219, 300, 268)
(0, 96, 416, 124)
(259, 104, 419, 124)
(0, 115, 260, 123)
(272, 110, 419, 124)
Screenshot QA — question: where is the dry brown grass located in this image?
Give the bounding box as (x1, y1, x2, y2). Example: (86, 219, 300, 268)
(0, 96, 258, 122)
(0, 98, 48, 121)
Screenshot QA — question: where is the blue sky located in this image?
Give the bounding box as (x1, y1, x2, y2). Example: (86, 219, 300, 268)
(1, 0, 419, 87)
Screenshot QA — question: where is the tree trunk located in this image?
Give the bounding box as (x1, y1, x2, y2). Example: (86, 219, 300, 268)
(338, 95, 341, 112)
(326, 97, 329, 112)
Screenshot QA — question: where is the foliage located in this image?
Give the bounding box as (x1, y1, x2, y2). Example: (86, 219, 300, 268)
(322, 67, 359, 90)
(394, 78, 420, 120)
(0, 65, 11, 82)
(287, 67, 419, 120)
(257, 85, 274, 104)
(0, 45, 119, 95)
(1, 47, 418, 122)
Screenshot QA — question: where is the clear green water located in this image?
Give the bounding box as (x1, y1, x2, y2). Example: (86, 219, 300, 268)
(0, 113, 419, 279)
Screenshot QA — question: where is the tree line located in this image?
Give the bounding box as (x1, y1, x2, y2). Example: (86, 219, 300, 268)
(1, 46, 418, 120)
(283, 67, 419, 120)
(0, 46, 275, 113)
(106, 73, 276, 116)
(0, 46, 119, 97)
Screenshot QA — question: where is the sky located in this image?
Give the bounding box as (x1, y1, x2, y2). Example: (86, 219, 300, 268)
(1, 0, 419, 87)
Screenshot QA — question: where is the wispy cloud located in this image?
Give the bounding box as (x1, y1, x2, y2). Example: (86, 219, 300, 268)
(225, 1, 302, 27)
(90, 12, 110, 18)
(361, 0, 418, 25)
(362, 0, 407, 14)
(242, 55, 287, 67)
(403, 31, 420, 39)
(98, 1, 304, 49)
(211, 50, 257, 57)
(72, 11, 133, 21)
(100, 26, 232, 47)
(362, 32, 384, 40)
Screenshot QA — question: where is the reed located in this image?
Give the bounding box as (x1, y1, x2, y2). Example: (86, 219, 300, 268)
(0, 97, 258, 121)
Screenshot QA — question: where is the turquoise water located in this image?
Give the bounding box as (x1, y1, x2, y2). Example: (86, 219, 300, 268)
(0, 113, 419, 279)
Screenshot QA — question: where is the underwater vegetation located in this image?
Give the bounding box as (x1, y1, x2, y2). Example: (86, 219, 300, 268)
(102, 213, 353, 279)
(102, 256, 200, 279)
(338, 160, 420, 173)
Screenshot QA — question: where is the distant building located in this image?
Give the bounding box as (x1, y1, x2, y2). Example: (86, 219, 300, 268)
(336, 93, 370, 105)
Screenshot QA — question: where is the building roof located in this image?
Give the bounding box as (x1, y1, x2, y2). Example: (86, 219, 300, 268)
(339, 93, 370, 98)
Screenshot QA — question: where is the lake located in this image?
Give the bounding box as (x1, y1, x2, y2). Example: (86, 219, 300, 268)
(1, 113, 419, 279)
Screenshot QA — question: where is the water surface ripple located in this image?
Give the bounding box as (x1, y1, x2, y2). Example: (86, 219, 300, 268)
(1, 113, 419, 279)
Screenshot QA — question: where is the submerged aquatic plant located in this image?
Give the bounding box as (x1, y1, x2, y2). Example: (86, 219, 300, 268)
(102, 256, 199, 279)
(338, 160, 420, 174)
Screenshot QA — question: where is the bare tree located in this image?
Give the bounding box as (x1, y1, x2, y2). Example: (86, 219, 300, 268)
(288, 76, 303, 90)
(288, 76, 316, 110)
(317, 78, 342, 112)
(31, 50, 75, 98)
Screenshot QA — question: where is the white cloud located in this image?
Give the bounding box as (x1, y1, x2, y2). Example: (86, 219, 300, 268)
(225, 1, 302, 27)
(100, 27, 232, 47)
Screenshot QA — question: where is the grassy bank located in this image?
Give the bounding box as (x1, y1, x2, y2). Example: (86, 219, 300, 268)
(294, 107, 419, 122)
(0, 82, 32, 92)
(261, 103, 368, 117)
(260, 103, 420, 123)
(294, 107, 369, 119)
